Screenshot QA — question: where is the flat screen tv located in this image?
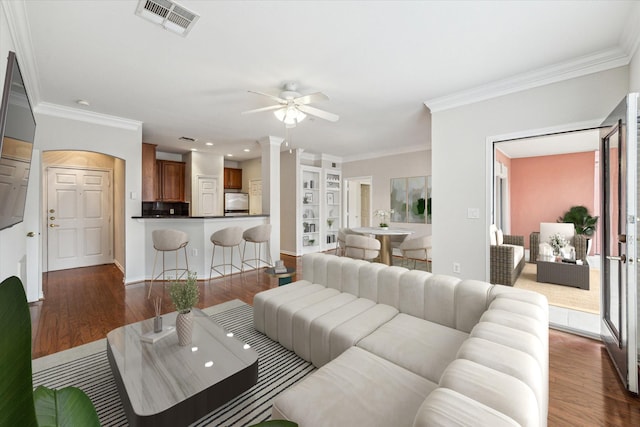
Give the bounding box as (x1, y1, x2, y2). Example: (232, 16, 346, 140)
(0, 51, 36, 230)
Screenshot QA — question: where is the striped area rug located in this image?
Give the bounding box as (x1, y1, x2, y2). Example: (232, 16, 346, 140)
(32, 303, 316, 426)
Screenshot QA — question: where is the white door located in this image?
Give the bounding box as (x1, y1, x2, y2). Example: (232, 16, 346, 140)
(47, 167, 113, 271)
(249, 179, 262, 215)
(599, 93, 638, 394)
(197, 176, 217, 216)
(0, 156, 30, 224)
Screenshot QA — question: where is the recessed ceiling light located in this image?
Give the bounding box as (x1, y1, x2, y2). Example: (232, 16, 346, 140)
(205, 142, 214, 146)
(227, 154, 233, 157)
(76, 100, 90, 106)
(190, 148, 197, 151)
(243, 149, 250, 152)
(204, 361, 214, 368)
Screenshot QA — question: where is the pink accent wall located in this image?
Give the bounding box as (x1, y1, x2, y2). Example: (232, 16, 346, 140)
(510, 151, 596, 249)
(495, 149, 511, 169)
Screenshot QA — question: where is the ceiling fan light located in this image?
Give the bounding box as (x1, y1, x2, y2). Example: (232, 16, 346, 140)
(274, 107, 306, 126)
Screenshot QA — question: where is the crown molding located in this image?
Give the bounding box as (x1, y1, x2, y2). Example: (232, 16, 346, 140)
(35, 102, 142, 131)
(425, 47, 630, 113)
(620, 1, 640, 58)
(342, 143, 429, 163)
(2, 0, 42, 105)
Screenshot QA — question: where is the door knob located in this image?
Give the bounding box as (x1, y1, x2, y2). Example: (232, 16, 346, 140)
(49, 224, 59, 228)
(606, 254, 627, 263)
(49, 216, 55, 220)
(49, 209, 55, 213)
(26, 232, 35, 237)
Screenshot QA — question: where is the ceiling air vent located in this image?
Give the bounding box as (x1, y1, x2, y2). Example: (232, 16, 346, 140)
(135, 0, 199, 37)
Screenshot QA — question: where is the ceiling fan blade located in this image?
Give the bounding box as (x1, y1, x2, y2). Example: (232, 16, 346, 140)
(248, 90, 287, 104)
(297, 104, 339, 122)
(241, 105, 284, 115)
(294, 92, 329, 105)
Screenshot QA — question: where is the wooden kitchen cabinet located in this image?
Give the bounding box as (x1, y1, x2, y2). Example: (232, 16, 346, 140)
(156, 160, 185, 201)
(224, 167, 242, 189)
(141, 143, 157, 201)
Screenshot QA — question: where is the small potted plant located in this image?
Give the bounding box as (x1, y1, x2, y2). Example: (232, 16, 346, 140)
(374, 209, 394, 229)
(169, 271, 199, 346)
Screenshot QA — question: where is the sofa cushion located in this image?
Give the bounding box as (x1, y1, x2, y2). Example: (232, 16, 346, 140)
(501, 244, 523, 268)
(489, 224, 498, 246)
(292, 293, 357, 361)
(253, 280, 314, 333)
(456, 337, 544, 422)
(262, 283, 327, 341)
(272, 347, 438, 427)
(357, 313, 468, 383)
(309, 298, 377, 367)
(439, 359, 539, 427)
(275, 288, 341, 350)
(413, 388, 519, 427)
(470, 322, 545, 375)
(327, 303, 399, 361)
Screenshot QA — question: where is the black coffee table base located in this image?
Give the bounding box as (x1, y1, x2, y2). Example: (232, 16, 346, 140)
(536, 260, 590, 290)
(107, 345, 258, 427)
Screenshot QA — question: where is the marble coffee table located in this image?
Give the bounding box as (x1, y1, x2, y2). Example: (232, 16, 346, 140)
(106, 309, 259, 427)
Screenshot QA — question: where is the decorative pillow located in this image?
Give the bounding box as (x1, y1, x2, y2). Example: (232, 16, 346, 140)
(489, 224, 498, 246)
(496, 229, 504, 245)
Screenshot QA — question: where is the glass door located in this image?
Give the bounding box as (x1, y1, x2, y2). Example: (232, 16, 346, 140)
(599, 93, 638, 394)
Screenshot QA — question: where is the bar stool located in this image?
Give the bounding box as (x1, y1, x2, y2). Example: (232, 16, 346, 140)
(147, 229, 190, 299)
(209, 226, 243, 279)
(242, 224, 273, 271)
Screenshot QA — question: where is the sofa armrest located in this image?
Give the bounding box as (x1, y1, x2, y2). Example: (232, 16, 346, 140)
(503, 235, 524, 247)
(490, 245, 515, 286)
(530, 232, 539, 262)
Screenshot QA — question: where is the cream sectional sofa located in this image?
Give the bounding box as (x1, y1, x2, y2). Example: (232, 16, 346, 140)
(253, 253, 548, 426)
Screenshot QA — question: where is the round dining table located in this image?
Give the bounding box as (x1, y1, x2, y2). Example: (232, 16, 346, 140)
(351, 227, 413, 265)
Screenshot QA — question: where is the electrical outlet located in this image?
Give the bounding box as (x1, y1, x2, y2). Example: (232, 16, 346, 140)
(170, 208, 175, 214)
(453, 262, 461, 274)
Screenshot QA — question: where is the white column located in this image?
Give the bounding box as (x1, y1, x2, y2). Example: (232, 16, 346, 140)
(260, 136, 283, 263)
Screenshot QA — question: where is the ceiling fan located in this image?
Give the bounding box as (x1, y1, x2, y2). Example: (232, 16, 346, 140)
(242, 81, 339, 128)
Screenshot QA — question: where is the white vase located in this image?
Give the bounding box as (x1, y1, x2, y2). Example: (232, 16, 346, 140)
(176, 311, 193, 346)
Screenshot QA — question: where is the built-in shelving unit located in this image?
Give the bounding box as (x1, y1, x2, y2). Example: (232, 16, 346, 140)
(323, 170, 341, 250)
(300, 166, 321, 253)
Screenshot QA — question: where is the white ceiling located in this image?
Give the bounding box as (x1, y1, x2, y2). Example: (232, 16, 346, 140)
(496, 129, 601, 159)
(11, 1, 640, 161)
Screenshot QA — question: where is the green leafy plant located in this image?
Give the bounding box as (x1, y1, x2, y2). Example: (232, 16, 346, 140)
(169, 271, 199, 313)
(1, 276, 99, 427)
(558, 205, 598, 237)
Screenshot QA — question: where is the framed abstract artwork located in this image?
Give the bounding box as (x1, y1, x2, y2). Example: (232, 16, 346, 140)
(390, 176, 431, 224)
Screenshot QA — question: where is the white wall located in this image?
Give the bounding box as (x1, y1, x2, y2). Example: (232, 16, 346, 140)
(342, 150, 432, 237)
(34, 113, 144, 283)
(430, 66, 629, 280)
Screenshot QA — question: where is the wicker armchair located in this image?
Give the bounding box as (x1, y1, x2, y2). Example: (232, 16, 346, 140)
(490, 234, 525, 286)
(530, 232, 587, 263)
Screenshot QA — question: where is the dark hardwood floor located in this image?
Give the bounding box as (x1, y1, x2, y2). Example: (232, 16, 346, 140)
(28, 255, 640, 425)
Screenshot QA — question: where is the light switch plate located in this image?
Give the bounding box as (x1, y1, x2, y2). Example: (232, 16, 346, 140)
(467, 208, 480, 219)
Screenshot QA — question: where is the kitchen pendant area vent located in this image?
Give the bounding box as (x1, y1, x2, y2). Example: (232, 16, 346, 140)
(135, 0, 199, 37)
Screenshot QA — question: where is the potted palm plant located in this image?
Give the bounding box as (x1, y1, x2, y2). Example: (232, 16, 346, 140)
(558, 205, 598, 255)
(169, 271, 199, 346)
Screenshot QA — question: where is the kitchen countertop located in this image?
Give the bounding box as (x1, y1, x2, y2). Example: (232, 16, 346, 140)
(132, 214, 269, 219)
